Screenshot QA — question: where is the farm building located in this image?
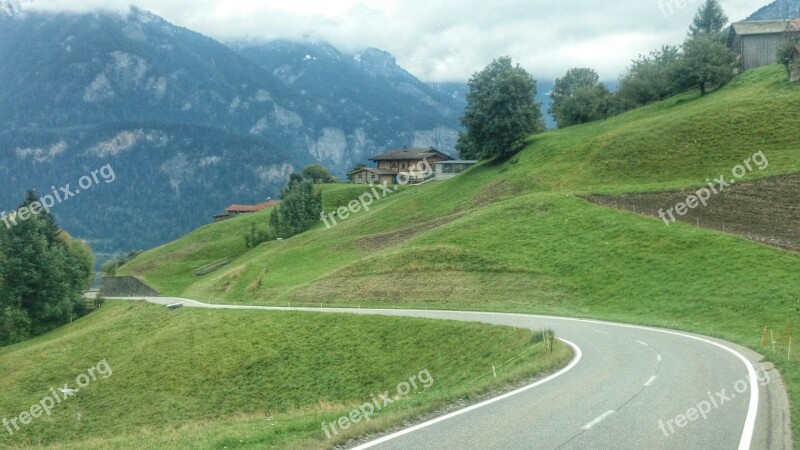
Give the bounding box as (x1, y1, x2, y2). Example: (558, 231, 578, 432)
(433, 160, 478, 180)
(728, 19, 800, 72)
(791, 45, 800, 82)
(350, 147, 453, 185)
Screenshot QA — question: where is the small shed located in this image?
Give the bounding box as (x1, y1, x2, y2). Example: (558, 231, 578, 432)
(434, 160, 478, 181)
(728, 19, 800, 72)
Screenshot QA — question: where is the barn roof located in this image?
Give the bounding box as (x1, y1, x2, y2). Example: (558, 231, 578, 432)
(731, 19, 800, 36)
(226, 200, 280, 213)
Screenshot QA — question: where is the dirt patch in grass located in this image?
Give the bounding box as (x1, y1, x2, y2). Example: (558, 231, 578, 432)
(350, 212, 468, 251)
(585, 173, 800, 251)
(472, 180, 526, 207)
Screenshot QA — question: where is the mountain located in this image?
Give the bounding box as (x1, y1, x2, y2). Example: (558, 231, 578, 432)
(747, 0, 800, 20)
(0, 6, 463, 260)
(231, 39, 463, 165)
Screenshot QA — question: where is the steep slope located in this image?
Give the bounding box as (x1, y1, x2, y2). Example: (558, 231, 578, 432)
(122, 65, 800, 442)
(233, 40, 462, 164)
(0, 301, 568, 449)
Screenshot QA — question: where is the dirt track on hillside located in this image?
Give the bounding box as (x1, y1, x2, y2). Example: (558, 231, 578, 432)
(585, 174, 800, 252)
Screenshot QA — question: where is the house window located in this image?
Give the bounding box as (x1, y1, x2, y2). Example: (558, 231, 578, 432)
(358, 174, 363, 179)
(401, 163, 406, 169)
(391, 162, 398, 169)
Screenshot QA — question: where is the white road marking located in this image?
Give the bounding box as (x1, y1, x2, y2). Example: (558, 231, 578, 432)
(645, 375, 657, 387)
(350, 339, 583, 450)
(593, 329, 609, 334)
(581, 410, 615, 430)
(657, 354, 662, 361)
(636, 340, 648, 346)
(114, 297, 761, 450)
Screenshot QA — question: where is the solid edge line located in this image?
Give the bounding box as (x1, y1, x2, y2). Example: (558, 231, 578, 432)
(116, 298, 759, 450)
(349, 338, 583, 450)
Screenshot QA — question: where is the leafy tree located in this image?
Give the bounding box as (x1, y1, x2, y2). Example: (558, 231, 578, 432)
(457, 57, 544, 160)
(689, 0, 728, 37)
(555, 84, 612, 127)
(550, 68, 610, 128)
(244, 222, 275, 249)
(614, 45, 682, 112)
(678, 35, 735, 95)
(301, 164, 336, 184)
(269, 178, 322, 239)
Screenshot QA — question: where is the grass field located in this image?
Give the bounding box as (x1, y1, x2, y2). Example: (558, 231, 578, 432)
(119, 65, 800, 446)
(0, 301, 570, 449)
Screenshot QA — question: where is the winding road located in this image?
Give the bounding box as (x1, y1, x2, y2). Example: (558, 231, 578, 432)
(113, 296, 792, 450)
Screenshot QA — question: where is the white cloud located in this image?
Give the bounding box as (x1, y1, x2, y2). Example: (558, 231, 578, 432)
(20, 0, 769, 81)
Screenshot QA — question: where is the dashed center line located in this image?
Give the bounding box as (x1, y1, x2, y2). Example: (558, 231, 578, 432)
(645, 375, 657, 387)
(581, 410, 615, 430)
(657, 354, 662, 361)
(635, 340, 648, 346)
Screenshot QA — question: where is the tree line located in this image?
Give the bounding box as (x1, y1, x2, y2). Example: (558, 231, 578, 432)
(0, 191, 94, 346)
(458, 0, 743, 159)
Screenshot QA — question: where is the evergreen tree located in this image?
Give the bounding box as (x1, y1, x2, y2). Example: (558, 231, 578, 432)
(689, 0, 728, 37)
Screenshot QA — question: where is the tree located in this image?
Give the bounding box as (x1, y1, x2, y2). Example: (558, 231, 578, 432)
(457, 57, 544, 160)
(614, 45, 682, 112)
(0, 190, 95, 344)
(550, 68, 610, 128)
(269, 178, 322, 238)
(689, 0, 728, 37)
(679, 35, 735, 95)
(555, 84, 612, 128)
(301, 164, 336, 184)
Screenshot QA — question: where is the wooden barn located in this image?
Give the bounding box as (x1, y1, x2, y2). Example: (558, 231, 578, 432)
(728, 19, 800, 72)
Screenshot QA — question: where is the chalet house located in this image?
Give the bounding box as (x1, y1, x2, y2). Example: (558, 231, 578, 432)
(213, 199, 280, 222)
(349, 147, 453, 184)
(728, 19, 800, 72)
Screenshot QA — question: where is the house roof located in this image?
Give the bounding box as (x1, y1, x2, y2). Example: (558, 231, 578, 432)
(226, 200, 280, 213)
(348, 167, 397, 176)
(730, 19, 800, 36)
(369, 147, 453, 162)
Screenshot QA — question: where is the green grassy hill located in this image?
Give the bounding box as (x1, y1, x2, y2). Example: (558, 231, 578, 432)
(0, 302, 568, 449)
(120, 65, 800, 443)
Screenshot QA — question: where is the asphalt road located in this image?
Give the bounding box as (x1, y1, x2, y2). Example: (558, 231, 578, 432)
(113, 297, 792, 450)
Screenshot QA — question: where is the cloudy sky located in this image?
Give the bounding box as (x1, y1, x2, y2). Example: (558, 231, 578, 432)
(23, 0, 770, 82)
